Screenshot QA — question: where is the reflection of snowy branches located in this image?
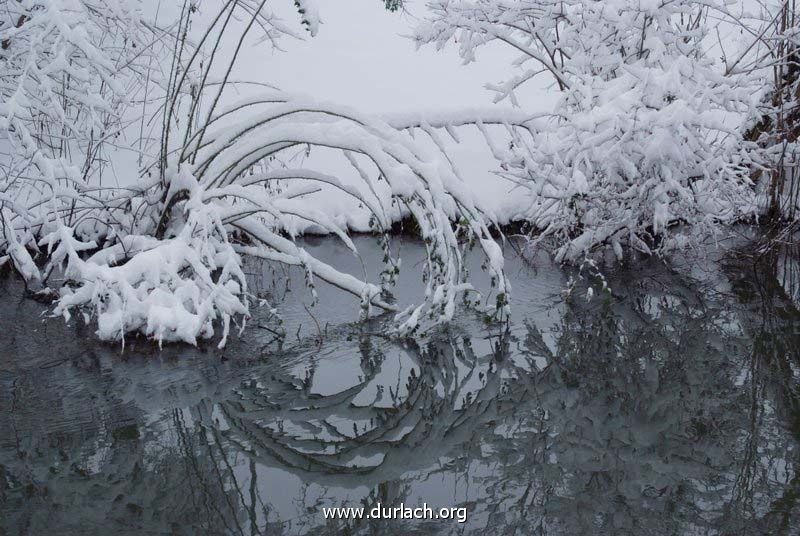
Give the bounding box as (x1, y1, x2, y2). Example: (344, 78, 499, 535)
(2, 248, 800, 534)
(217, 324, 511, 479)
(212, 264, 800, 534)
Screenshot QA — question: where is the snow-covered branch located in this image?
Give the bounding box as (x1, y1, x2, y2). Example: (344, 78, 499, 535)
(414, 0, 762, 261)
(0, 0, 509, 346)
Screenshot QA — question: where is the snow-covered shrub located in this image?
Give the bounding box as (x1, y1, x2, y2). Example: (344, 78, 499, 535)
(0, 0, 509, 346)
(737, 2, 800, 221)
(42, 167, 248, 347)
(0, 0, 155, 279)
(414, 0, 760, 262)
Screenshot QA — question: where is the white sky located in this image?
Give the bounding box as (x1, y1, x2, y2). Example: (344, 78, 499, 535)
(228, 0, 555, 113)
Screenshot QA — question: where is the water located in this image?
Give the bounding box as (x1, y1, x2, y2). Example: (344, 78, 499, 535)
(1, 236, 800, 535)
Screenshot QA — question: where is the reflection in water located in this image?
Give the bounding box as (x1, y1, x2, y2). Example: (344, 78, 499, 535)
(1, 238, 800, 535)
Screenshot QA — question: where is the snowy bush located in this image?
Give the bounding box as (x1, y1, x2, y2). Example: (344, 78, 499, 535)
(0, 0, 508, 346)
(0, 0, 154, 281)
(414, 0, 761, 262)
(735, 1, 800, 221)
(41, 168, 249, 347)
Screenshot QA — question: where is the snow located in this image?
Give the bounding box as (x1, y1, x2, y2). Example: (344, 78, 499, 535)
(411, 0, 764, 261)
(0, 0, 790, 346)
(294, 0, 321, 36)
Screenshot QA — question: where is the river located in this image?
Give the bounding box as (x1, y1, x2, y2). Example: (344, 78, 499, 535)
(2, 236, 799, 535)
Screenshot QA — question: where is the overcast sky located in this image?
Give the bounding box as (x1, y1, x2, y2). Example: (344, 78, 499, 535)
(228, 0, 555, 113)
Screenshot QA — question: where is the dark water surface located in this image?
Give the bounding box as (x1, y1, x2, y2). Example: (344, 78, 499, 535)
(2, 237, 800, 535)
